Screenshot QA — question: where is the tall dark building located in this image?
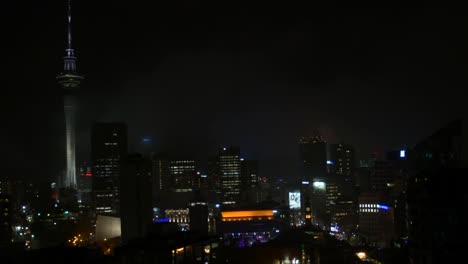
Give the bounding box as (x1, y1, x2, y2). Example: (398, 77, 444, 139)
(77, 162, 92, 193)
(91, 123, 127, 216)
(407, 119, 468, 263)
(189, 202, 209, 236)
(299, 132, 327, 181)
(56, 0, 83, 188)
(120, 153, 152, 244)
(207, 157, 221, 191)
(0, 194, 12, 245)
(219, 147, 242, 206)
(241, 159, 258, 189)
(151, 153, 170, 205)
(299, 132, 327, 226)
(328, 142, 355, 176)
(370, 161, 394, 192)
(170, 159, 198, 192)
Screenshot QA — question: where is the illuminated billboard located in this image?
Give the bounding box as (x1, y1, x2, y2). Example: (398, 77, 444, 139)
(313, 181, 326, 191)
(289, 192, 301, 210)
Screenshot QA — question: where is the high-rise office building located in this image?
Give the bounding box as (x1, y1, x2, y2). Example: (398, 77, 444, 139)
(77, 162, 92, 193)
(328, 142, 355, 176)
(151, 153, 171, 207)
(56, 0, 83, 188)
(370, 161, 394, 192)
(91, 123, 127, 216)
(299, 132, 327, 226)
(170, 159, 198, 192)
(120, 153, 152, 244)
(407, 119, 467, 263)
(299, 132, 327, 181)
(207, 157, 221, 191)
(326, 174, 357, 235)
(358, 193, 395, 248)
(219, 147, 242, 205)
(241, 159, 258, 189)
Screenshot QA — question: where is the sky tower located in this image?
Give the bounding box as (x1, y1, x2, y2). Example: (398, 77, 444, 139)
(56, 0, 83, 188)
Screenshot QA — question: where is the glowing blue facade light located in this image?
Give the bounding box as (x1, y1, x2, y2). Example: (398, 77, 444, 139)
(377, 204, 389, 210)
(400, 150, 406, 158)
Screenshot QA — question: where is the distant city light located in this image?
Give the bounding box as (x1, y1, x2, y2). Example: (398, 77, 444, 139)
(85, 172, 92, 177)
(215, 204, 220, 208)
(356, 252, 367, 260)
(223, 147, 226, 151)
(64, 211, 69, 214)
(400, 150, 406, 158)
(378, 204, 389, 210)
(313, 181, 326, 190)
(327, 160, 334, 165)
(302, 181, 310, 185)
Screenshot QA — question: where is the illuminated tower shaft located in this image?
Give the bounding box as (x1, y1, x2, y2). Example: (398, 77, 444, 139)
(64, 95, 77, 187)
(57, 0, 83, 188)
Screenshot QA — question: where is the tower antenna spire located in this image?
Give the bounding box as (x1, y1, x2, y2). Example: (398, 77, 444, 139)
(67, 0, 72, 52)
(61, 0, 78, 73)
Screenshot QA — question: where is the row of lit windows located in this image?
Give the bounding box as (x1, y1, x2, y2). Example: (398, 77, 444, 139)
(96, 194, 113, 198)
(360, 209, 379, 213)
(224, 182, 241, 187)
(171, 160, 194, 164)
(359, 204, 379, 208)
(171, 166, 195, 169)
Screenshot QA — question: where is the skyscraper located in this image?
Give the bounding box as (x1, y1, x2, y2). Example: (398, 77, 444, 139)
(56, 0, 83, 188)
(299, 132, 327, 181)
(120, 153, 152, 244)
(328, 142, 355, 177)
(92, 123, 127, 216)
(170, 159, 198, 192)
(241, 159, 258, 189)
(219, 147, 241, 205)
(299, 132, 327, 226)
(151, 152, 171, 205)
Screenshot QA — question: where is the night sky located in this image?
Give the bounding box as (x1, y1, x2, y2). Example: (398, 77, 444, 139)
(2, 1, 467, 181)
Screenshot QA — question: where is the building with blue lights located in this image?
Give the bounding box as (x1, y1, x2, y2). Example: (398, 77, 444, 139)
(357, 193, 395, 248)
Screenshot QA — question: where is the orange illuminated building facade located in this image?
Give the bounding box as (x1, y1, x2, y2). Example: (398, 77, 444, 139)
(221, 210, 274, 221)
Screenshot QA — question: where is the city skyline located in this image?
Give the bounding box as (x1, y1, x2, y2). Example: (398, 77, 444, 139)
(1, 2, 465, 263)
(3, 1, 467, 182)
